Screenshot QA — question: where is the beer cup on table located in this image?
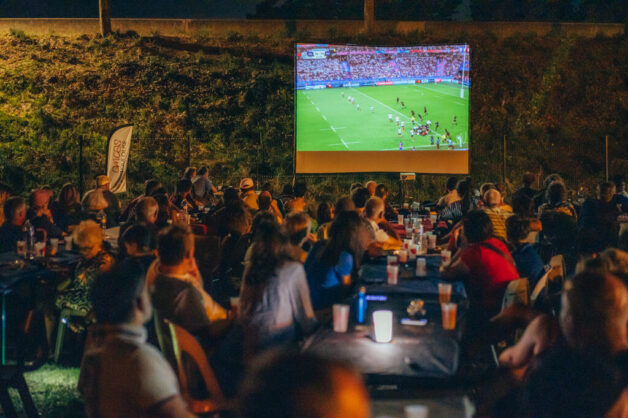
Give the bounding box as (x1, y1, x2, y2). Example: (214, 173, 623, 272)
(34, 241, 46, 258)
(441, 303, 457, 330)
(441, 250, 452, 265)
(428, 234, 437, 250)
(16, 240, 26, 257)
(415, 258, 427, 277)
(387, 255, 398, 267)
(64, 235, 73, 251)
(409, 244, 418, 261)
(49, 238, 59, 256)
(438, 283, 452, 304)
(387, 265, 399, 285)
(397, 214, 404, 225)
(398, 250, 408, 263)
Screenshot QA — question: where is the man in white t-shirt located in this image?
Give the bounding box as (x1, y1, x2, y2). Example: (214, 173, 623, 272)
(78, 260, 193, 418)
(364, 197, 401, 249)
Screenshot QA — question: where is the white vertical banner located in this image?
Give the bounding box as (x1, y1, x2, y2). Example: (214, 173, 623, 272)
(105, 125, 133, 193)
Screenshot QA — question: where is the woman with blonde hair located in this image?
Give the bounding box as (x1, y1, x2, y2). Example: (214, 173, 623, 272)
(56, 220, 114, 316)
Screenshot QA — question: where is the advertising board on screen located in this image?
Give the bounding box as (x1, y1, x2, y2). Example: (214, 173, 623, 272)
(295, 44, 470, 174)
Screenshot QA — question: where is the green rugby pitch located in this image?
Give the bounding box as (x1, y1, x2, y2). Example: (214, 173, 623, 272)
(296, 83, 469, 151)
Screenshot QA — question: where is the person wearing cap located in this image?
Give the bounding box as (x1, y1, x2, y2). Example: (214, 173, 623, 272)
(96, 175, 120, 227)
(240, 178, 259, 211)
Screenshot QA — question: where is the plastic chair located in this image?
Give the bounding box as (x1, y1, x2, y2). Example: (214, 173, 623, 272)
(501, 278, 530, 311)
(54, 308, 88, 363)
(164, 319, 227, 415)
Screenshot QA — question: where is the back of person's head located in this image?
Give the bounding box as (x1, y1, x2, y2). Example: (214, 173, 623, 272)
(261, 182, 273, 193)
(121, 224, 154, 254)
(316, 201, 334, 225)
(484, 189, 501, 208)
(91, 259, 147, 324)
(446, 176, 458, 191)
(238, 350, 370, 418)
(543, 173, 563, 189)
(293, 182, 307, 198)
(4, 197, 25, 224)
(150, 186, 167, 197)
(223, 187, 240, 205)
(335, 197, 356, 214)
(506, 215, 530, 246)
(175, 179, 192, 196)
(144, 179, 162, 196)
(495, 182, 507, 198)
(30, 188, 50, 210)
(560, 271, 628, 354)
(365, 181, 376, 196)
(225, 203, 252, 235)
(512, 193, 535, 217)
(521, 348, 625, 418)
(598, 182, 616, 202)
(349, 183, 363, 193)
(135, 196, 158, 224)
(281, 184, 293, 196)
(73, 220, 103, 250)
(198, 166, 209, 176)
(546, 181, 567, 206)
(351, 187, 370, 210)
(258, 191, 272, 211)
(612, 174, 625, 191)
(157, 224, 194, 267)
(244, 221, 290, 288)
(283, 212, 311, 246)
(325, 210, 365, 265)
(374, 183, 387, 199)
(598, 249, 628, 282)
(480, 182, 495, 197)
(522, 172, 536, 188)
(463, 210, 493, 243)
(58, 183, 80, 206)
(82, 189, 108, 211)
(251, 211, 278, 239)
(183, 166, 196, 180)
(364, 197, 384, 220)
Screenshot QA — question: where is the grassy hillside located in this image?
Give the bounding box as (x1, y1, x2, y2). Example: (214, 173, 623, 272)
(0, 30, 626, 201)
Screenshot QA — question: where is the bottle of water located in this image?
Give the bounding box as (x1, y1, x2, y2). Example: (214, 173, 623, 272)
(356, 286, 367, 324)
(22, 219, 35, 259)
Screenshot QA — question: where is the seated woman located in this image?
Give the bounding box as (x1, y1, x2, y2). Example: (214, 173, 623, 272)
(0, 197, 27, 253)
(170, 179, 199, 213)
(304, 211, 368, 310)
(316, 200, 334, 241)
(81, 189, 109, 227)
(56, 220, 114, 316)
(118, 196, 159, 251)
(506, 215, 546, 288)
(239, 221, 317, 351)
(538, 181, 577, 219)
(51, 183, 82, 233)
(282, 212, 314, 263)
(120, 224, 156, 271)
(218, 204, 252, 294)
(152, 193, 180, 228)
(441, 210, 519, 319)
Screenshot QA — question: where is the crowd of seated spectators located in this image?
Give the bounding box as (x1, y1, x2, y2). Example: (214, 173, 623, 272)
(1, 168, 628, 417)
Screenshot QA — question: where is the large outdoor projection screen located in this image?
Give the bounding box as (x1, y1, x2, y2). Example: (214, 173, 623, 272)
(295, 44, 470, 174)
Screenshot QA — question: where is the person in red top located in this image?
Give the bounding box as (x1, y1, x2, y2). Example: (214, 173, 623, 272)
(441, 210, 519, 318)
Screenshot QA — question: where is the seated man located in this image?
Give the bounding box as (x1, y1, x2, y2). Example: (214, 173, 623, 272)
(240, 178, 258, 211)
(78, 259, 193, 418)
(148, 224, 228, 345)
(0, 197, 27, 253)
(95, 175, 120, 227)
(364, 197, 401, 250)
(238, 350, 370, 418)
(29, 188, 63, 239)
(482, 189, 512, 241)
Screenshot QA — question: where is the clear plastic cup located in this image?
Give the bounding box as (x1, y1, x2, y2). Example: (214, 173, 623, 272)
(387, 265, 399, 285)
(441, 250, 452, 265)
(387, 255, 398, 266)
(34, 241, 46, 258)
(16, 240, 26, 257)
(405, 405, 429, 418)
(409, 244, 418, 261)
(49, 238, 59, 256)
(398, 250, 408, 263)
(333, 304, 350, 332)
(373, 310, 393, 343)
(398, 214, 404, 225)
(438, 283, 452, 304)
(416, 258, 427, 277)
(441, 303, 457, 330)
(428, 234, 437, 250)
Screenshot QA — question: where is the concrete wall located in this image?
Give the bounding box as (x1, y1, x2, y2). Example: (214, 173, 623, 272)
(0, 18, 624, 39)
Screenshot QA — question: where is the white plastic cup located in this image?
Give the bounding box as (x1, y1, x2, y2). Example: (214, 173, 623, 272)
(373, 310, 393, 343)
(65, 235, 73, 251)
(387, 265, 399, 285)
(333, 304, 350, 333)
(404, 217, 410, 228)
(34, 241, 46, 258)
(230, 297, 240, 317)
(386, 255, 398, 266)
(405, 405, 429, 418)
(403, 239, 411, 250)
(398, 214, 404, 225)
(50, 238, 59, 255)
(430, 214, 437, 224)
(398, 250, 408, 263)
(409, 244, 418, 261)
(416, 258, 427, 277)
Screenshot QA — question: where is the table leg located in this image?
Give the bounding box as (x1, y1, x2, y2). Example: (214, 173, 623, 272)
(2, 292, 5, 365)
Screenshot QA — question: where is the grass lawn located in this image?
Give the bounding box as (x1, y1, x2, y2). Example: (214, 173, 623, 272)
(8, 364, 83, 417)
(296, 83, 469, 151)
